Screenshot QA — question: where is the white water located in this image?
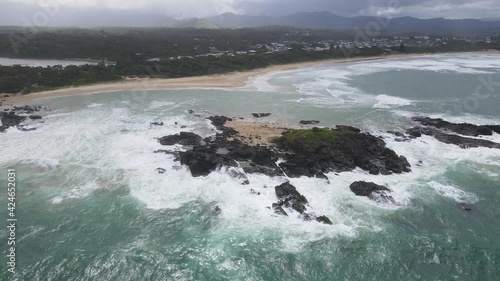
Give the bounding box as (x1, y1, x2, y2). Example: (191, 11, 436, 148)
(1, 54, 500, 249)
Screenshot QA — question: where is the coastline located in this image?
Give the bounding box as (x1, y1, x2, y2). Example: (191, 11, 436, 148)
(2, 50, 499, 105)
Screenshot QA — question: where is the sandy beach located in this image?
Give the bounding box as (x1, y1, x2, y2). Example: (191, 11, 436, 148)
(2, 50, 499, 105)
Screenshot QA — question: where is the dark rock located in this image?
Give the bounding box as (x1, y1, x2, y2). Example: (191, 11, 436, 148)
(406, 127, 422, 138)
(252, 113, 271, 118)
(368, 191, 396, 204)
(150, 122, 163, 127)
(335, 125, 361, 133)
(227, 167, 250, 185)
(350, 181, 395, 204)
(275, 182, 308, 214)
(350, 181, 390, 197)
(29, 115, 42, 120)
(154, 150, 170, 154)
(159, 116, 411, 186)
(157, 168, 166, 174)
(388, 131, 405, 137)
(413, 116, 495, 136)
(300, 120, 320, 125)
(380, 169, 392, 175)
(214, 206, 222, 214)
(314, 172, 329, 182)
(179, 151, 219, 177)
(301, 213, 313, 221)
(487, 125, 500, 134)
(159, 132, 202, 146)
(408, 126, 500, 149)
(208, 116, 237, 137)
(272, 203, 288, 216)
(316, 215, 333, 225)
(208, 116, 232, 126)
(0, 111, 26, 132)
(275, 127, 411, 176)
(369, 168, 380, 175)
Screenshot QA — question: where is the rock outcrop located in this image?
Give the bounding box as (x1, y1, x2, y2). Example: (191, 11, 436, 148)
(273, 182, 333, 225)
(349, 181, 395, 204)
(407, 126, 500, 149)
(413, 116, 497, 136)
(0, 111, 26, 132)
(0, 105, 46, 133)
(158, 132, 202, 146)
(275, 127, 411, 177)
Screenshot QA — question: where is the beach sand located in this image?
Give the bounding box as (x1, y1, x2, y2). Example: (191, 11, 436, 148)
(225, 119, 330, 146)
(225, 120, 291, 146)
(2, 50, 499, 105)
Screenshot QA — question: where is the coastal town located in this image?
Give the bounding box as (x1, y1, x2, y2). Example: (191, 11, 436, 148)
(155, 35, 499, 61)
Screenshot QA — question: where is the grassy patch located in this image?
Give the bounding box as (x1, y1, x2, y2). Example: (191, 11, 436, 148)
(277, 127, 354, 147)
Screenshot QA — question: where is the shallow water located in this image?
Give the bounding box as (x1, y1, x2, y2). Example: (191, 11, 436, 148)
(0, 54, 499, 280)
(0, 57, 100, 67)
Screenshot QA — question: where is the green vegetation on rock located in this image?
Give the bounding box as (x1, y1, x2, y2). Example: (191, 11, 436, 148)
(276, 127, 355, 149)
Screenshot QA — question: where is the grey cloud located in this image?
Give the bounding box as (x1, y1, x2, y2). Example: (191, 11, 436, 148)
(235, 0, 500, 19)
(1, 0, 499, 27)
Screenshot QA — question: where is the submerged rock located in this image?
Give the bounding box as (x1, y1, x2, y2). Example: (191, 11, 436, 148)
(316, 215, 333, 225)
(251, 113, 271, 118)
(459, 203, 472, 212)
(150, 122, 164, 127)
(299, 120, 320, 125)
(272, 203, 288, 216)
(227, 167, 250, 185)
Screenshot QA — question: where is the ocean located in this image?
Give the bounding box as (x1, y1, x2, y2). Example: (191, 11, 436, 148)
(1, 54, 499, 280)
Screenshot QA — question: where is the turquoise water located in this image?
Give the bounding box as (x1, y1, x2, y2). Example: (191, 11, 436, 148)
(1, 54, 499, 280)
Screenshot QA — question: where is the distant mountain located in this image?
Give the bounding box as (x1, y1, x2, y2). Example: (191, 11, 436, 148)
(385, 16, 500, 33)
(2, 4, 500, 33)
(174, 18, 220, 29)
(203, 11, 500, 34)
(207, 13, 283, 28)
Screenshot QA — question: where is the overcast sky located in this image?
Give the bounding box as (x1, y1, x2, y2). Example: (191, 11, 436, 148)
(1, 0, 500, 26)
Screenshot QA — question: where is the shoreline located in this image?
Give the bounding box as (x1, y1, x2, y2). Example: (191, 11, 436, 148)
(2, 50, 500, 105)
